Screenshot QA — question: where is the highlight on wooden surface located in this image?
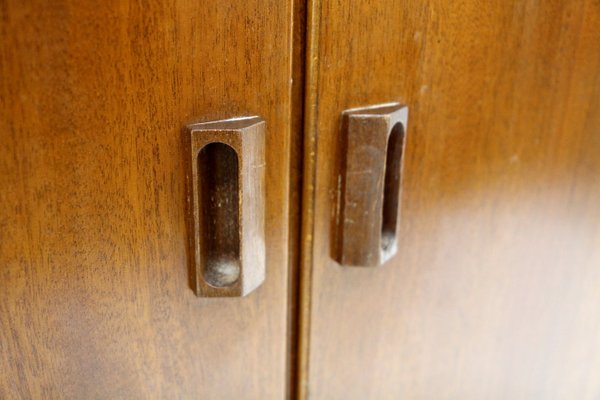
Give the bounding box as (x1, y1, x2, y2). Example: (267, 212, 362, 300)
(186, 116, 266, 296)
(334, 103, 408, 267)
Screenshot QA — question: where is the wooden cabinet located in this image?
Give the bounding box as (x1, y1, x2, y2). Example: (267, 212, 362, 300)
(0, 1, 296, 398)
(1, 1, 600, 399)
(298, 0, 600, 399)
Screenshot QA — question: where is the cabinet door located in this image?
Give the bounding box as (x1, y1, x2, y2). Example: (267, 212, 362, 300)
(299, 1, 600, 398)
(0, 1, 295, 398)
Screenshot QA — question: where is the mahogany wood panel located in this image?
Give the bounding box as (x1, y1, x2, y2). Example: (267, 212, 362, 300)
(0, 1, 294, 398)
(300, 0, 600, 398)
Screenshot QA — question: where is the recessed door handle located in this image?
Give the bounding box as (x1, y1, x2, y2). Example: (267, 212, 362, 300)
(186, 116, 266, 297)
(334, 103, 408, 267)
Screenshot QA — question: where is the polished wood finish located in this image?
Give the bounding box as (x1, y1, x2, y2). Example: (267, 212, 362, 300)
(335, 103, 408, 267)
(187, 117, 266, 297)
(0, 1, 294, 398)
(300, 0, 600, 398)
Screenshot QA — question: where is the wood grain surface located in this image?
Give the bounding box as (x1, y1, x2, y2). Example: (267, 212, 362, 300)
(0, 0, 294, 398)
(299, 0, 600, 398)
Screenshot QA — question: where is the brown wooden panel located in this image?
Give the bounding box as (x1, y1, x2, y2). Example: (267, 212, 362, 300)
(300, 0, 600, 398)
(0, 0, 294, 398)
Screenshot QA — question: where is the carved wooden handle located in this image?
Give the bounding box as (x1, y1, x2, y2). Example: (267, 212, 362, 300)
(334, 103, 408, 267)
(186, 117, 266, 297)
